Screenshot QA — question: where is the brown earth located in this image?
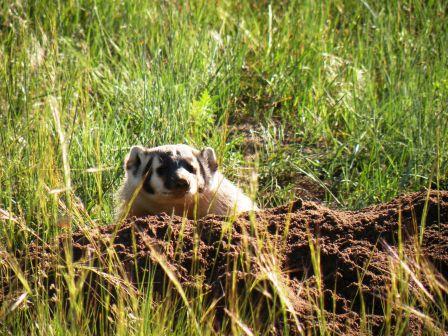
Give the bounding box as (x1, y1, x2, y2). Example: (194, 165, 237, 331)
(8, 190, 448, 334)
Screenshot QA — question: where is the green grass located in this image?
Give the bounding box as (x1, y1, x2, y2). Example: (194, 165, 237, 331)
(0, 0, 447, 335)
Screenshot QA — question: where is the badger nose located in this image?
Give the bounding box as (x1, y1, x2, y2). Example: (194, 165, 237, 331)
(174, 178, 189, 191)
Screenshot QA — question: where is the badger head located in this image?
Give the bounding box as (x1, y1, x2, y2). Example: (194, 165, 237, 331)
(124, 144, 218, 204)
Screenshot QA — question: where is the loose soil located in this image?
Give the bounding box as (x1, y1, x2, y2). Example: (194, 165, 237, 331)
(8, 190, 448, 334)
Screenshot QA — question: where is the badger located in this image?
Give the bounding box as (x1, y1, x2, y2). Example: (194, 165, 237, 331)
(116, 144, 258, 220)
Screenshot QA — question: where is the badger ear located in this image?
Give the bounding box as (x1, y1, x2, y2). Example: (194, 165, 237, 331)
(125, 145, 145, 171)
(200, 147, 218, 173)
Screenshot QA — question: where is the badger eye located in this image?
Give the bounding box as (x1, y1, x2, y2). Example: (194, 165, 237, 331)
(184, 162, 196, 174)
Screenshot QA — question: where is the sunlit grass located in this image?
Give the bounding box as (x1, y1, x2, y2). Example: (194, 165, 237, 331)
(0, 0, 447, 334)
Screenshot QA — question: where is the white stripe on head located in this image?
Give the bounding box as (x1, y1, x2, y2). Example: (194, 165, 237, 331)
(150, 155, 165, 193)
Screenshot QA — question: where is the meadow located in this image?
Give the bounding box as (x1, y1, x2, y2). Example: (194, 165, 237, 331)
(0, 0, 447, 334)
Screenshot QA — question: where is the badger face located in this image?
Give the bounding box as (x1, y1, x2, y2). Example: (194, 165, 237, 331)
(124, 144, 218, 204)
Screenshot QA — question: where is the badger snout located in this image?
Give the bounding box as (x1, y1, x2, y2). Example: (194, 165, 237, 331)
(165, 176, 190, 193)
(174, 177, 190, 191)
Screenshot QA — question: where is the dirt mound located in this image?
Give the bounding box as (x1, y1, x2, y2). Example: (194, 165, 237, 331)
(16, 191, 448, 334)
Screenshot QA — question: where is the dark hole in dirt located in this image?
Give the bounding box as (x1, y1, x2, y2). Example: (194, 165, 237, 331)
(4, 190, 448, 335)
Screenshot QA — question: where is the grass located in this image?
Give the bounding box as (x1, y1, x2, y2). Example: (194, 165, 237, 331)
(0, 0, 447, 334)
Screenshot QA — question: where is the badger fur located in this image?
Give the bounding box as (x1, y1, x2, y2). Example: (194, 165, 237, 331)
(116, 144, 258, 219)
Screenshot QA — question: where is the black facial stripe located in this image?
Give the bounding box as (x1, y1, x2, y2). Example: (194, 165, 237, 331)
(152, 153, 176, 188)
(155, 155, 174, 178)
(179, 160, 195, 173)
(142, 157, 154, 194)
